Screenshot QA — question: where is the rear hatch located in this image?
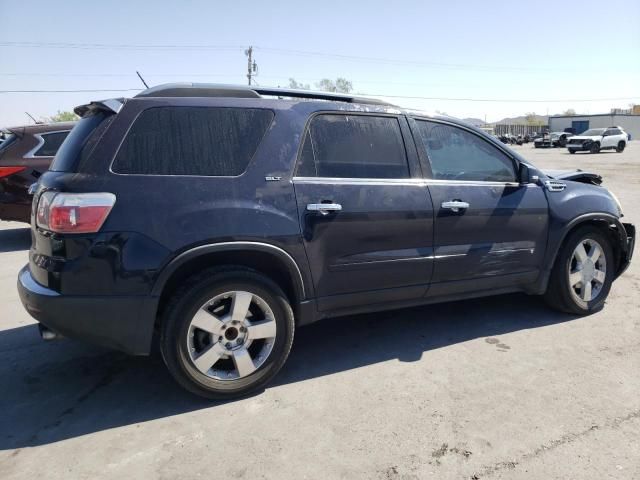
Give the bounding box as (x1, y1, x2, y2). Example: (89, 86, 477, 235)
(29, 101, 121, 291)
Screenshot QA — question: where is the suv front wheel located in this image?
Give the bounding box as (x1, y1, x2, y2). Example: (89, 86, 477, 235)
(544, 227, 614, 314)
(160, 268, 295, 399)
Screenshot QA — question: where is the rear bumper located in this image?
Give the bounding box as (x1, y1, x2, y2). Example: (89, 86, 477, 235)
(17, 265, 157, 355)
(0, 201, 30, 223)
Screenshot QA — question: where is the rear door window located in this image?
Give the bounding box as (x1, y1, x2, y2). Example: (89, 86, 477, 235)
(112, 107, 274, 176)
(33, 131, 70, 157)
(415, 120, 516, 182)
(296, 114, 409, 179)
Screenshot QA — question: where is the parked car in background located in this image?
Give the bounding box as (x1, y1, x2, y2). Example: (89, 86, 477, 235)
(18, 84, 634, 399)
(566, 127, 628, 154)
(534, 131, 574, 148)
(0, 122, 74, 222)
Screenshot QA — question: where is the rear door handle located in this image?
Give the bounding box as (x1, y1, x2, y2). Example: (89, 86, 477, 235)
(441, 200, 469, 212)
(306, 203, 342, 215)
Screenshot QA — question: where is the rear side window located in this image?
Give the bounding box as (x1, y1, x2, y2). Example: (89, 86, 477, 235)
(112, 107, 274, 176)
(50, 113, 109, 172)
(415, 120, 516, 182)
(33, 131, 70, 157)
(296, 114, 409, 179)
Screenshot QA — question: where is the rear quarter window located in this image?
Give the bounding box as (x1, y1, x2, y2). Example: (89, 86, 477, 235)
(33, 131, 70, 157)
(112, 107, 274, 176)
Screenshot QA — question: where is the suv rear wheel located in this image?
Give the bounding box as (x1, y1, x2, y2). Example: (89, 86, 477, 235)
(544, 227, 614, 314)
(160, 268, 295, 399)
(589, 142, 600, 154)
(616, 141, 626, 153)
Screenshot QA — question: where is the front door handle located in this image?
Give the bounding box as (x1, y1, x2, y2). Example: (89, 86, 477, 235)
(306, 203, 342, 215)
(441, 200, 469, 213)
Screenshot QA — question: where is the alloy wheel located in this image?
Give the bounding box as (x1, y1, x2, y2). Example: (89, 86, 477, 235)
(568, 239, 607, 303)
(186, 290, 277, 380)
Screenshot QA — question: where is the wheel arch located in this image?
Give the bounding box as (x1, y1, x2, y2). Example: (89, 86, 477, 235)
(543, 213, 630, 288)
(153, 242, 308, 323)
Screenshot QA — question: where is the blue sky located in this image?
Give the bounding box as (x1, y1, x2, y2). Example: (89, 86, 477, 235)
(1, 0, 639, 126)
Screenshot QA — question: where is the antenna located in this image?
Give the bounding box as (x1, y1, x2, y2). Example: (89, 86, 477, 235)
(136, 71, 150, 89)
(25, 112, 41, 124)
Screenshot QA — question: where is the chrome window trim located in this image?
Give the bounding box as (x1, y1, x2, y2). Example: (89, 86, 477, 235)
(292, 176, 528, 188)
(23, 130, 71, 158)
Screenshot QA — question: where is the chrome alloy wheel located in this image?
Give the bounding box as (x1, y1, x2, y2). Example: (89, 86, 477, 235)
(186, 291, 277, 380)
(568, 239, 607, 302)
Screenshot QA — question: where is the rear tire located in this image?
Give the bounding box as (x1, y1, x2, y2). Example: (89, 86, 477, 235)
(616, 141, 626, 153)
(160, 268, 295, 399)
(589, 142, 600, 154)
(544, 226, 614, 315)
(558, 136, 568, 147)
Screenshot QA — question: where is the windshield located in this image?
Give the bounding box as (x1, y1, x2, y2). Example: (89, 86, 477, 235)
(580, 128, 606, 136)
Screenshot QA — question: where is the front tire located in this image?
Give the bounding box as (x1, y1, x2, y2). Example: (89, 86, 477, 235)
(160, 268, 295, 399)
(544, 227, 614, 314)
(616, 141, 626, 153)
(568, 149, 576, 154)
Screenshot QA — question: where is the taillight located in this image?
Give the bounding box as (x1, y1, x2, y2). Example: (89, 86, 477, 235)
(36, 192, 116, 233)
(0, 166, 26, 178)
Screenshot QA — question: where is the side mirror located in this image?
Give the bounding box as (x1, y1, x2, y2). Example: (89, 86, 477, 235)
(518, 163, 537, 184)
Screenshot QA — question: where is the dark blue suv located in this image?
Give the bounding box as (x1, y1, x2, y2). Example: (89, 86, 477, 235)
(17, 84, 635, 399)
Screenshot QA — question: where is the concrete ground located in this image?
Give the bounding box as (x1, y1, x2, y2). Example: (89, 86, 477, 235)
(1, 143, 638, 480)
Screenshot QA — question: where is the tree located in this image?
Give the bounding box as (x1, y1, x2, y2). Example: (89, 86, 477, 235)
(563, 109, 576, 116)
(315, 77, 353, 93)
(288, 78, 310, 90)
(525, 112, 544, 126)
(48, 110, 79, 122)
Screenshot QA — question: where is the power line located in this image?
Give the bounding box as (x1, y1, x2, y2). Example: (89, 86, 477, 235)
(0, 89, 141, 93)
(356, 94, 640, 103)
(1, 87, 637, 103)
(0, 41, 244, 51)
(2, 41, 628, 73)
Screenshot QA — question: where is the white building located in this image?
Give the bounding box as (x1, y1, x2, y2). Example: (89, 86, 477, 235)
(548, 113, 640, 139)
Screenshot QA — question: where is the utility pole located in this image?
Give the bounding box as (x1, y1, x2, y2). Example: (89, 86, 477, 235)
(245, 46, 257, 85)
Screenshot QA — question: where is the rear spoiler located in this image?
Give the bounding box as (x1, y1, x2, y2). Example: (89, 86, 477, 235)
(74, 98, 124, 118)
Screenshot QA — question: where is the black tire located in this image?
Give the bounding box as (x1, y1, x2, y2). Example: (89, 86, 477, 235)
(589, 142, 600, 154)
(616, 141, 626, 153)
(558, 136, 567, 147)
(160, 267, 295, 399)
(544, 226, 614, 315)
(569, 149, 576, 154)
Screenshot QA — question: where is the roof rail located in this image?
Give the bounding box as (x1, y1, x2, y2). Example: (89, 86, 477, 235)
(254, 86, 392, 106)
(133, 83, 392, 106)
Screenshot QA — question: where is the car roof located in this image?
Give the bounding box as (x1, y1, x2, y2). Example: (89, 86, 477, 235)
(3, 121, 76, 135)
(134, 83, 394, 107)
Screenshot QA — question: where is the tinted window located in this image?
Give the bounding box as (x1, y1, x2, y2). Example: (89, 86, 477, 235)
(416, 120, 516, 182)
(51, 113, 109, 172)
(34, 131, 69, 157)
(112, 107, 274, 176)
(605, 128, 621, 136)
(297, 114, 409, 179)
